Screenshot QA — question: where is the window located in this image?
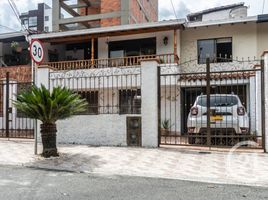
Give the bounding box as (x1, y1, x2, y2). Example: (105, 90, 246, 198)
(28, 16, 37, 27)
(45, 16, 49, 21)
(109, 38, 156, 58)
(197, 96, 238, 107)
(119, 89, 141, 114)
(198, 38, 232, 64)
(77, 91, 98, 115)
(44, 26, 49, 32)
(22, 19, 29, 28)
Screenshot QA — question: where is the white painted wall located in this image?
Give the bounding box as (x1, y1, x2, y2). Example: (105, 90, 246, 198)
(160, 86, 181, 134)
(141, 60, 159, 147)
(181, 22, 258, 71)
(97, 30, 180, 59)
(44, 7, 52, 32)
(56, 115, 136, 146)
(202, 9, 233, 22)
(257, 23, 268, 57)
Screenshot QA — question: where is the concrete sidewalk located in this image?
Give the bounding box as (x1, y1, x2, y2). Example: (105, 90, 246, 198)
(1, 139, 268, 187)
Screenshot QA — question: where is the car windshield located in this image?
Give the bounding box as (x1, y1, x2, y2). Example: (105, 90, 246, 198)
(197, 96, 238, 107)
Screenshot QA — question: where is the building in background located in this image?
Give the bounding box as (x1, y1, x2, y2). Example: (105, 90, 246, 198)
(20, 3, 52, 33)
(52, 0, 158, 31)
(187, 2, 248, 22)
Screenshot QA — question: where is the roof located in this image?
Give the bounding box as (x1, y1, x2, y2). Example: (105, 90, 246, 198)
(186, 16, 257, 28)
(31, 19, 185, 42)
(187, 2, 245, 19)
(29, 14, 262, 43)
(0, 31, 28, 42)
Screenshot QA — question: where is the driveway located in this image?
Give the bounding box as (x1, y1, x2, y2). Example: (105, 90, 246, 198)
(0, 139, 268, 187)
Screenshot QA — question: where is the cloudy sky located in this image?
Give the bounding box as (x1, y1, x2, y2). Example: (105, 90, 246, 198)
(0, 0, 267, 33)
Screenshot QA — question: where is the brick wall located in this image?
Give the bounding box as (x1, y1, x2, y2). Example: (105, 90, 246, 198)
(79, 0, 101, 28)
(0, 66, 32, 83)
(100, 0, 121, 27)
(130, 0, 158, 23)
(78, 0, 158, 27)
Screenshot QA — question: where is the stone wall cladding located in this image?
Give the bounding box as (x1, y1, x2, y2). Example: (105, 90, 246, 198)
(0, 65, 32, 82)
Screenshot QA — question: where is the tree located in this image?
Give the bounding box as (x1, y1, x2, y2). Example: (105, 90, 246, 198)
(13, 85, 88, 158)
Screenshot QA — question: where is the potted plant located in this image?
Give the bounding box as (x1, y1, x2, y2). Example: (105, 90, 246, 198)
(13, 85, 88, 158)
(161, 119, 172, 136)
(11, 41, 22, 53)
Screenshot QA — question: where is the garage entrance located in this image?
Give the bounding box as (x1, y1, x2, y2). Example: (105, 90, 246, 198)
(159, 58, 264, 149)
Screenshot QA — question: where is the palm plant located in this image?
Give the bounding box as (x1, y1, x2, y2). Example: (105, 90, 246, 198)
(13, 85, 88, 158)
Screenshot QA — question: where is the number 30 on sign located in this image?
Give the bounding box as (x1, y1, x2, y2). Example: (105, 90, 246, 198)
(30, 39, 44, 64)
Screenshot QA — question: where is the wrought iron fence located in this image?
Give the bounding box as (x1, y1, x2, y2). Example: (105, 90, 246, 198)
(159, 57, 264, 149)
(0, 72, 34, 139)
(49, 66, 142, 115)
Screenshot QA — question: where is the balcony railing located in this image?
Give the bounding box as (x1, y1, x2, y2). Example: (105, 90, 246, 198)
(45, 54, 178, 71)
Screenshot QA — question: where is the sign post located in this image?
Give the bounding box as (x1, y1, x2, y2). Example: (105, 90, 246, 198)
(30, 39, 44, 155)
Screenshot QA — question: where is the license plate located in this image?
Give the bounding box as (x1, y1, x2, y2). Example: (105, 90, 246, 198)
(211, 116, 223, 121)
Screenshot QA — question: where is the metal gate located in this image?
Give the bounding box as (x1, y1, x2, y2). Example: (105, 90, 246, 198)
(0, 72, 34, 139)
(159, 58, 265, 149)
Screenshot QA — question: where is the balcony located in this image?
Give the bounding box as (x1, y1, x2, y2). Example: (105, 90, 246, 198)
(45, 54, 179, 71)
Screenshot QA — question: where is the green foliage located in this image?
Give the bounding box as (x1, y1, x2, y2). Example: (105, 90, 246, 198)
(161, 119, 172, 130)
(13, 84, 88, 124)
(11, 41, 19, 49)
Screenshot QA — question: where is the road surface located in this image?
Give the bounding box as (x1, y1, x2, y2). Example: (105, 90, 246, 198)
(0, 165, 267, 200)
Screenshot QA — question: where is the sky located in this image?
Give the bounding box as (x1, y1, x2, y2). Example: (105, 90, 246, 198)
(0, 0, 267, 33)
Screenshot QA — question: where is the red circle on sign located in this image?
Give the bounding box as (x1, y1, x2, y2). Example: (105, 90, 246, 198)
(30, 39, 44, 65)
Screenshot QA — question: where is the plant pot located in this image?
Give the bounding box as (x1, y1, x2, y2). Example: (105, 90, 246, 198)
(40, 123, 59, 158)
(161, 128, 169, 136)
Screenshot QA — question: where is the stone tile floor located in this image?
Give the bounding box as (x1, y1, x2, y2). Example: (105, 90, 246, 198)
(0, 139, 268, 187)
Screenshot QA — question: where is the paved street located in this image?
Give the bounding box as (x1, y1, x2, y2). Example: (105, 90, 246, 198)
(0, 165, 268, 200)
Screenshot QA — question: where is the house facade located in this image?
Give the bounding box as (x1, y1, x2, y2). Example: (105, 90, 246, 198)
(29, 11, 268, 149)
(1, 3, 266, 149)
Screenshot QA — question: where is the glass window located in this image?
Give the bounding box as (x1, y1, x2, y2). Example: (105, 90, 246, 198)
(198, 38, 232, 64)
(29, 16, 37, 27)
(45, 16, 49, 21)
(110, 50, 124, 58)
(197, 96, 238, 107)
(109, 38, 156, 58)
(44, 26, 49, 32)
(22, 19, 29, 27)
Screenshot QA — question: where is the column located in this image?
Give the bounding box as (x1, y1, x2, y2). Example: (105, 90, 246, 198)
(141, 59, 159, 147)
(263, 52, 268, 152)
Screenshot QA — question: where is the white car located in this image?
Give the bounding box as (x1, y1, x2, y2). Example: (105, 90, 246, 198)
(187, 94, 249, 144)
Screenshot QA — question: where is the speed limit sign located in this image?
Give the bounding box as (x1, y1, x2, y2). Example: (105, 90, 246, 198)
(30, 39, 44, 64)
